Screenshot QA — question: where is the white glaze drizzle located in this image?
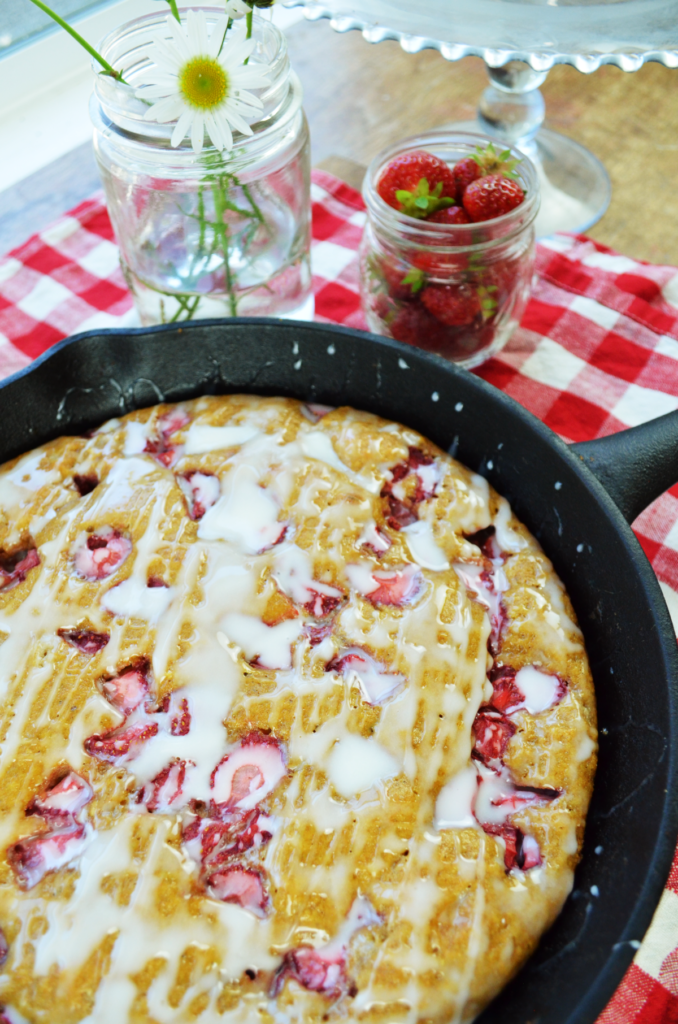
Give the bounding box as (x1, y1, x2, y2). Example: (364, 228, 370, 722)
(0, 397, 593, 1024)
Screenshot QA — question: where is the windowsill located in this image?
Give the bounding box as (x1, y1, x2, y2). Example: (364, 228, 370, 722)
(0, 2, 306, 194)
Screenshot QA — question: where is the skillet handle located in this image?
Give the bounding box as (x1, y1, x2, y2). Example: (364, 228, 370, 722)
(572, 410, 678, 523)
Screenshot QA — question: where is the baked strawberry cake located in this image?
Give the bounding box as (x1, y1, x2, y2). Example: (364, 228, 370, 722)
(0, 395, 596, 1023)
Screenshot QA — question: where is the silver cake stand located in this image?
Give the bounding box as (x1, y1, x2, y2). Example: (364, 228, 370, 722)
(280, 0, 678, 236)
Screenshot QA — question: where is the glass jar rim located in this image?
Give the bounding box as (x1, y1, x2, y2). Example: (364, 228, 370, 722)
(363, 131, 540, 253)
(92, 7, 290, 146)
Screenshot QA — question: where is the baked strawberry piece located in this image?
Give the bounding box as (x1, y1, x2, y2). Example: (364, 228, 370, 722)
(57, 627, 110, 655)
(84, 721, 159, 764)
(177, 471, 220, 520)
(73, 527, 132, 581)
(27, 772, 93, 822)
(137, 759, 187, 813)
(0, 546, 40, 591)
(210, 734, 286, 814)
(208, 866, 269, 915)
(101, 663, 150, 716)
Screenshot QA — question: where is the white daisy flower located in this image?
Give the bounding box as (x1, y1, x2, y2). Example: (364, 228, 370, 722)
(224, 0, 251, 18)
(136, 10, 270, 154)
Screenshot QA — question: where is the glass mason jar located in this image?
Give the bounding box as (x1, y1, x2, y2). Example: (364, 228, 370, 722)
(359, 132, 539, 369)
(90, 9, 313, 325)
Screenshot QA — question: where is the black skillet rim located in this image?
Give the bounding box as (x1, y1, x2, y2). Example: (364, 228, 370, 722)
(1, 317, 677, 1024)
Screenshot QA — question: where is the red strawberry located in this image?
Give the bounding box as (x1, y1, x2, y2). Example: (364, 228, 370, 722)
(487, 665, 523, 714)
(102, 665, 149, 716)
(272, 947, 351, 1000)
(57, 627, 109, 655)
(463, 174, 524, 222)
(380, 257, 424, 300)
(411, 249, 466, 278)
(389, 303, 465, 356)
(452, 157, 482, 201)
(73, 473, 98, 497)
(84, 721, 159, 763)
(377, 151, 456, 212)
(421, 283, 481, 326)
(472, 710, 516, 763)
(137, 759, 187, 813)
(428, 206, 471, 225)
(0, 546, 40, 591)
(208, 866, 269, 915)
(389, 304, 431, 347)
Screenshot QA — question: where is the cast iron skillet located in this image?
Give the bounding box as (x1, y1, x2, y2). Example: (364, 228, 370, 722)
(1, 319, 678, 1024)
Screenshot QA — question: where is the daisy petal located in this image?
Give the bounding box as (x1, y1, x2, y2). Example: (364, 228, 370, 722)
(204, 111, 224, 151)
(215, 113, 234, 151)
(209, 16, 230, 59)
(145, 95, 184, 123)
(171, 109, 194, 148)
(222, 106, 254, 136)
(191, 112, 205, 154)
(231, 87, 265, 110)
(166, 15, 192, 61)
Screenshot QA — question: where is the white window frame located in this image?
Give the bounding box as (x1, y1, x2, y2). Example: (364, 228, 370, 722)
(0, 1, 304, 193)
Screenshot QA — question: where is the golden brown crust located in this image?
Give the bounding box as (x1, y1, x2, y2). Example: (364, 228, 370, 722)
(0, 395, 596, 1024)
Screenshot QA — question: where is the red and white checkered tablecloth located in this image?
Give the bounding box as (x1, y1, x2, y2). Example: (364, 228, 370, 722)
(2, 168, 678, 1023)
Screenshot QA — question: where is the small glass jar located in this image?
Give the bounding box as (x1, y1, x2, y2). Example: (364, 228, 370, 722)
(90, 9, 313, 325)
(359, 132, 539, 369)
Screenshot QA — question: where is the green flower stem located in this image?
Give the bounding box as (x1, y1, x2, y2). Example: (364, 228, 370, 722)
(169, 294, 201, 322)
(242, 183, 264, 224)
(166, 0, 181, 22)
(244, 7, 254, 62)
(218, 18, 233, 57)
(211, 178, 239, 316)
(28, 0, 125, 81)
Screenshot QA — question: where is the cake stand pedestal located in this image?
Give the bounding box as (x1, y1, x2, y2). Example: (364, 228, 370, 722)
(281, 0, 677, 236)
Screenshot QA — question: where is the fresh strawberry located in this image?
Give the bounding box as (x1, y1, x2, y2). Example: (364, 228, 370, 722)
(389, 304, 452, 352)
(463, 174, 524, 222)
(380, 258, 424, 300)
(428, 206, 471, 225)
(420, 283, 481, 326)
(452, 157, 482, 201)
(377, 151, 456, 217)
(378, 257, 410, 301)
(411, 249, 466, 277)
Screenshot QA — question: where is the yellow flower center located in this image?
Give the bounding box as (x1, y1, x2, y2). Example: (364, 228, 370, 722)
(179, 57, 228, 110)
